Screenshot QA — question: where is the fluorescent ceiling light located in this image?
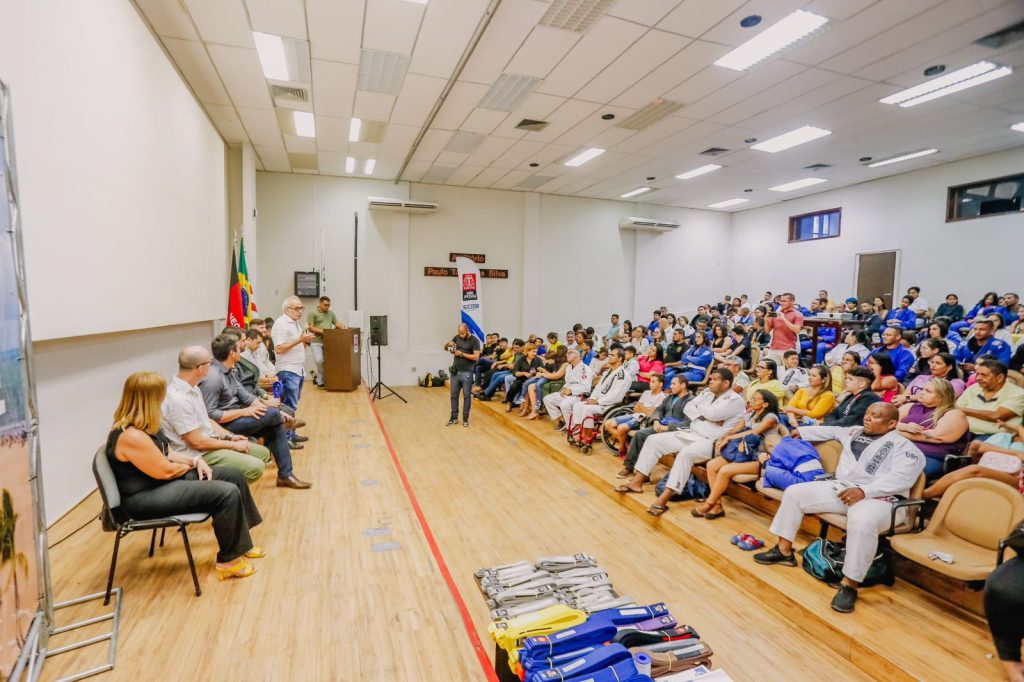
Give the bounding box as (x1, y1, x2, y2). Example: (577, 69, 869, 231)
(752, 125, 831, 153)
(708, 198, 749, 209)
(403, 0, 428, 3)
(714, 10, 829, 71)
(880, 61, 1002, 105)
(293, 111, 315, 138)
(867, 149, 938, 168)
(896, 66, 1012, 107)
(564, 147, 605, 167)
(349, 118, 362, 142)
(253, 32, 290, 81)
(620, 187, 652, 199)
(675, 164, 721, 180)
(364, 159, 376, 175)
(769, 177, 828, 192)
(345, 157, 355, 174)
(1012, 122, 1024, 133)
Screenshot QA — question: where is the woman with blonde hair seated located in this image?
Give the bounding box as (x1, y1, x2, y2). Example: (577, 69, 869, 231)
(107, 371, 264, 580)
(895, 377, 970, 480)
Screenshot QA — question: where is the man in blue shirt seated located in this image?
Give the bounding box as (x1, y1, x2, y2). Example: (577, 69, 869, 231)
(885, 296, 918, 330)
(864, 326, 914, 381)
(954, 317, 1012, 373)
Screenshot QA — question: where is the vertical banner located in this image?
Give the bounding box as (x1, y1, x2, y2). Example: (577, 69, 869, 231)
(0, 84, 40, 678)
(455, 256, 484, 342)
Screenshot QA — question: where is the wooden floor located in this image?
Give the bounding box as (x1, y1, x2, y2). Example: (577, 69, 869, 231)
(39, 387, 1000, 681)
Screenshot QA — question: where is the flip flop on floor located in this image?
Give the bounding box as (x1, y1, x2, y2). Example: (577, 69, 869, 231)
(614, 484, 642, 494)
(731, 533, 753, 545)
(647, 504, 669, 517)
(737, 536, 765, 551)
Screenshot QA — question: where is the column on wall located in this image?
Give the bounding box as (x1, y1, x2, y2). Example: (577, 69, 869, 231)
(521, 192, 541, 334)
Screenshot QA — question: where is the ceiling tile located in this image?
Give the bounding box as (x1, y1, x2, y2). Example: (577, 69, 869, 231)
(353, 91, 396, 120)
(183, 0, 253, 48)
(204, 104, 249, 142)
(460, 0, 549, 84)
(446, 165, 486, 185)
(238, 107, 283, 146)
(491, 169, 533, 189)
(611, 39, 724, 109)
(505, 26, 582, 79)
(363, 0, 426, 55)
(255, 144, 291, 172)
(461, 107, 511, 134)
(307, 0, 363, 64)
(284, 134, 317, 154)
(607, 0, 682, 26)
(464, 135, 518, 165)
(432, 81, 490, 129)
(466, 165, 510, 187)
(390, 74, 447, 126)
(411, 129, 452, 161)
(163, 38, 233, 106)
(537, 16, 649, 98)
(136, 0, 200, 40)
(655, 0, 746, 38)
(531, 98, 603, 143)
(435, 150, 470, 165)
(316, 151, 348, 175)
(244, 0, 308, 40)
(400, 159, 433, 182)
(379, 124, 421, 157)
(575, 30, 691, 104)
(207, 45, 274, 109)
(410, 0, 490, 78)
(314, 115, 349, 151)
(312, 59, 357, 118)
(493, 139, 547, 168)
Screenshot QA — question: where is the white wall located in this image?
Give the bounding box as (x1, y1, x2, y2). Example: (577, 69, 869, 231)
(0, 0, 227, 340)
(33, 321, 218, 523)
(729, 147, 1024, 306)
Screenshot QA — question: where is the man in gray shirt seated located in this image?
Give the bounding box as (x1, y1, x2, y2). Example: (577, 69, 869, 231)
(199, 333, 312, 490)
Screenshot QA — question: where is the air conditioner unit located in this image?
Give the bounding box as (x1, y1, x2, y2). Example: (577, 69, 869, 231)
(618, 216, 679, 232)
(368, 196, 439, 213)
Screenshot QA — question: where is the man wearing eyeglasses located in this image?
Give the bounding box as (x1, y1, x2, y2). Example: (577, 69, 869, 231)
(273, 296, 316, 448)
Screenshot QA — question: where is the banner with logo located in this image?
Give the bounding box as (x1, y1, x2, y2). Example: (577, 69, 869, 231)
(0, 82, 40, 679)
(455, 256, 484, 342)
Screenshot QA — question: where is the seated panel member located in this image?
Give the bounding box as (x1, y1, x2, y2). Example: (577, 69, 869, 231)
(200, 334, 311, 489)
(615, 368, 745, 516)
(754, 403, 924, 614)
(163, 346, 270, 482)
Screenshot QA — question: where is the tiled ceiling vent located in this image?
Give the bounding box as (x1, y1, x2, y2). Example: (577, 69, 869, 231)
(479, 74, 541, 111)
(539, 0, 618, 33)
(515, 118, 550, 132)
(357, 49, 409, 94)
(699, 147, 730, 156)
(271, 85, 309, 102)
(614, 98, 683, 131)
(804, 163, 832, 170)
(975, 19, 1024, 48)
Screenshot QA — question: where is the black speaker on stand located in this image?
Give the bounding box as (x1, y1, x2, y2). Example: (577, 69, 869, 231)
(368, 315, 405, 403)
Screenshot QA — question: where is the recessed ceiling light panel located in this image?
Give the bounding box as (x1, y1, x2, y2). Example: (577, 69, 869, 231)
(539, 0, 617, 33)
(879, 61, 1012, 107)
(708, 198, 749, 209)
(620, 187, 653, 199)
(479, 74, 541, 111)
(357, 49, 410, 94)
(769, 177, 828, 192)
(752, 125, 831, 153)
(867, 149, 939, 167)
(1011, 122, 1024, 133)
(564, 147, 605, 167)
(714, 10, 829, 71)
(675, 164, 722, 180)
(293, 111, 315, 138)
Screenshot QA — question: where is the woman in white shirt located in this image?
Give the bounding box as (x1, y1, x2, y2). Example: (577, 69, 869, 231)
(824, 330, 870, 367)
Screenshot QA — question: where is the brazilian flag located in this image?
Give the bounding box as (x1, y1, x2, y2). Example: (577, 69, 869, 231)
(238, 239, 257, 325)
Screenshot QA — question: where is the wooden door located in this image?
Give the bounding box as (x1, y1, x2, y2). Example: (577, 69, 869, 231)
(855, 251, 898, 309)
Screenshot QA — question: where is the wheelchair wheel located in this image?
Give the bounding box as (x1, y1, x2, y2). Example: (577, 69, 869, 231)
(580, 444, 592, 455)
(601, 405, 636, 453)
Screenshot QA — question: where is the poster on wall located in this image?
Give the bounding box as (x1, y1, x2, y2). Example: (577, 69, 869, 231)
(0, 85, 39, 679)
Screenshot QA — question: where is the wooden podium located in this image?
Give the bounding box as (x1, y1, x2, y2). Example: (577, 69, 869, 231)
(322, 328, 361, 391)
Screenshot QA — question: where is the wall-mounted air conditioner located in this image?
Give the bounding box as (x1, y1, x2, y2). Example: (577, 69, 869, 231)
(368, 197, 440, 213)
(618, 217, 679, 232)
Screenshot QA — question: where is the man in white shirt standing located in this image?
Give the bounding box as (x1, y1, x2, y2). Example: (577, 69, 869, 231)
(615, 368, 745, 514)
(754, 403, 924, 614)
(273, 296, 315, 445)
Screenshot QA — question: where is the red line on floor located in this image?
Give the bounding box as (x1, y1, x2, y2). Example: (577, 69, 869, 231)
(363, 387, 500, 682)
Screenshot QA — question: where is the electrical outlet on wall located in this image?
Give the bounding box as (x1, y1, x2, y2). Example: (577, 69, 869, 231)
(410, 367, 416, 372)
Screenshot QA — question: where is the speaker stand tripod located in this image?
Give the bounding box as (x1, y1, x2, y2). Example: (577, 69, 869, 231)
(369, 343, 406, 403)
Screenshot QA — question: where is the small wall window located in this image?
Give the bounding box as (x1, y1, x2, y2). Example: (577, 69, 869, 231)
(947, 173, 1024, 221)
(789, 208, 841, 243)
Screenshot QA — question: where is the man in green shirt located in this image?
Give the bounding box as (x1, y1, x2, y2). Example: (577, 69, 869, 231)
(307, 296, 343, 387)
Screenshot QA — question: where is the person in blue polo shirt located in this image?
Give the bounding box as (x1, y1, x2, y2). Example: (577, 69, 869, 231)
(864, 326, 915, 381)
(885, 296, 918, 330)
(954, 317, 1011, 373)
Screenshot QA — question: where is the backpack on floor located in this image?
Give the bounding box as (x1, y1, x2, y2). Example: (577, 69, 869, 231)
(654, 472, 710, 502)
(801, 538, 894, 588)
(418, 372, 434, 387)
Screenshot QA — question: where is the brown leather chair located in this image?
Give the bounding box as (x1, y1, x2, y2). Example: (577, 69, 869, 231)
(889, 478, 1024, 581)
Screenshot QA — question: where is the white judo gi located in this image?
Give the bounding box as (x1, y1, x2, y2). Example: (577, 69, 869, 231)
(543, 361, 592, 421)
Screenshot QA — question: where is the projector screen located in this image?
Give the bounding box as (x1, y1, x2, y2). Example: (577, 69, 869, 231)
(0, 0, 227, 340)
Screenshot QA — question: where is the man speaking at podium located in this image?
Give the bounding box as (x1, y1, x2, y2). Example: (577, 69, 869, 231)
(307, 296, 343, 388)
(445, 323, 481, 427)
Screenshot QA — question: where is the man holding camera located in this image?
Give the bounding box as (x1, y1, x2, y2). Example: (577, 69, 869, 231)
(445, 323, 482, 427)
(765, 292, 804, 366)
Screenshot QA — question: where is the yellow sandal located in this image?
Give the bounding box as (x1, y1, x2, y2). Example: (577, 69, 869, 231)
(245, 546, 266, 559)
(216, 559, 257, 581)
